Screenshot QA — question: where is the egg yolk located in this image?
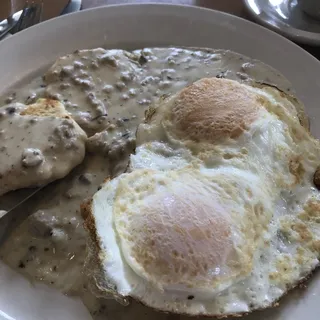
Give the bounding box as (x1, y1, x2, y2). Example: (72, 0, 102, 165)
(114, 175, 254, 297)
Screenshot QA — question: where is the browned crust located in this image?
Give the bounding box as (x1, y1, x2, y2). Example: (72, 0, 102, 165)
(103, 177, 110, 184)
(81, 183, 128, 303)
(81, 178, 112, 257)
(144, 106, 157, 124)
(20, 98, 71, 119)
(81, 198, 99, 250)
(81, 198, 93, 223)
(81, 178, 111, 248)
(249, 81, 310, 131)
(169, 78, 260, 143)
(313, 166, 320, 190)
(289, 156, 305, 185)
(181, 47, 310, 133)
(141, 265, 319, 319)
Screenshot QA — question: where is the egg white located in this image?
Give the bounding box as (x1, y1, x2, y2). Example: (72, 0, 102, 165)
(91, 166, 270, 314)
(86, 79, 320, 316)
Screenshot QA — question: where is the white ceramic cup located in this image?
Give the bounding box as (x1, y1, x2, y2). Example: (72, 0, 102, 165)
(299, 0, 320, 20)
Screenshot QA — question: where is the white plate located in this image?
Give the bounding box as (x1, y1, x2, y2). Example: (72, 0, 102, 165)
(0, 4, 320, 320)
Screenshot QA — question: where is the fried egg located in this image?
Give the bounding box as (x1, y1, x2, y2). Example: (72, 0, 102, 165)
(83, 78, 320, 316)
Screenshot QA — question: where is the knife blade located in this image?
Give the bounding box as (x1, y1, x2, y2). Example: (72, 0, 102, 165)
(0, 10, 23, 40)
(0, 185, 45, 246)
(2, 186, 45, 215)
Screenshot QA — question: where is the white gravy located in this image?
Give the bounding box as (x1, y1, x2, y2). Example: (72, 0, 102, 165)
(0, 47, 292, 319)
(0, 103, 87, 196)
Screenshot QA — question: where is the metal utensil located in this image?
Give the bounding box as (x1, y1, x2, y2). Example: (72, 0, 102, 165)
(0, 1, 43, 40)
(2, 186, 45, 214)
(0, 9, 23, 40)
(0, 170, 74, 246)
(11, 1, 43, 35)
(0, 185, 45, 246)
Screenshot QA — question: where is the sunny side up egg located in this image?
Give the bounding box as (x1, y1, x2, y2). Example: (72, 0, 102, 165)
(82, 78, 320, 316)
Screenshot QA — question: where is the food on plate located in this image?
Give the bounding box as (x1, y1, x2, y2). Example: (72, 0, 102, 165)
(44, 49, 142, 135)
(0, 47, 314, 318)
(0, 98, 87, 196)
(83, 78, 320, 316)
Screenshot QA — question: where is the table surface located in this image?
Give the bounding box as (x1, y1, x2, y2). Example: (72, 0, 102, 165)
(0, 0, 69, 21)
(81, 0, 320, 59)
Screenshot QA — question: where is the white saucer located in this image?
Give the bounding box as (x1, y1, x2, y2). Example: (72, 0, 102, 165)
(62, 0, 82, 15)
(244, 0, 320, 45)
